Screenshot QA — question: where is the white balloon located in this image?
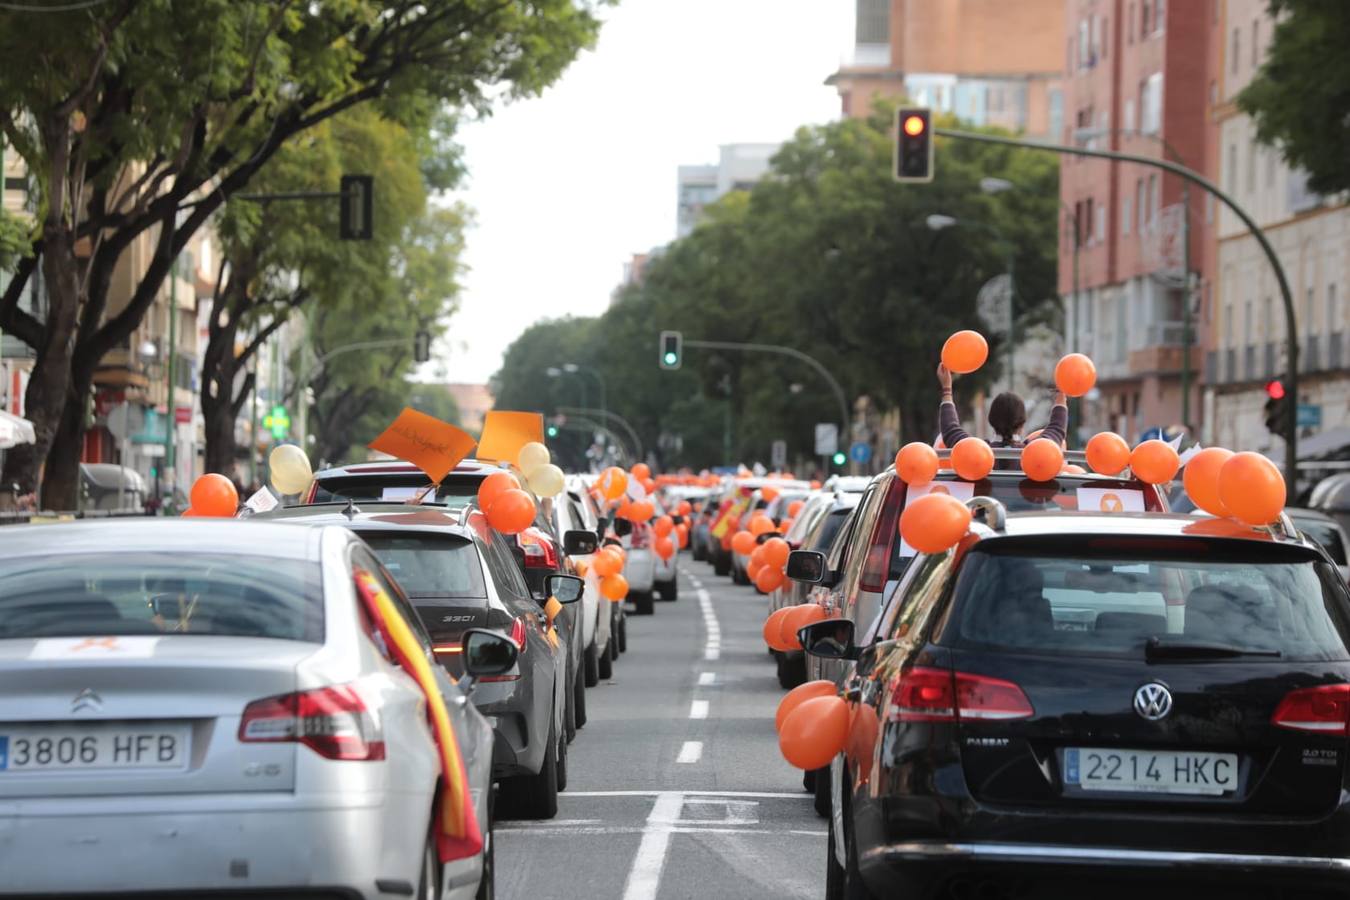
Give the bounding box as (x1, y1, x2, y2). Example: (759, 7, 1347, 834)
(517, 441, 551, 476)
(269, 444, 313, 495)
(527, 463, 565, 498)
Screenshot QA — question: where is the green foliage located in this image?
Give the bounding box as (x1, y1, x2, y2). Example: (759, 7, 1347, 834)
(1238, 0, 1350, 196)
(491, 110, 1060, 470)
(0, 207, 29, 273)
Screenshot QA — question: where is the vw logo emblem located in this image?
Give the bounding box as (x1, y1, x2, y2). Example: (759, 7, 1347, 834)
(1134, 683, 1173, 721)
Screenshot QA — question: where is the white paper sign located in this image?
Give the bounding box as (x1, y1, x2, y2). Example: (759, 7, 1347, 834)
(381, 486, 422, 501)
(244, 486, 279, 514)
(30, 636, 161, 660)
(899, 481, 977, 557)
(1077, 487, 1146, 513)
(1178, 443, 1204, 466)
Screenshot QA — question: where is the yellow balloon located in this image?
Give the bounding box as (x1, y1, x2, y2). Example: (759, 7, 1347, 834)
(517, 441, 551, 476)
(269, 444, 313, 495)
(527, 463, 565, 497)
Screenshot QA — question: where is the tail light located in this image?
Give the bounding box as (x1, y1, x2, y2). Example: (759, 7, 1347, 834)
(859, 482, 904, 592)
(1272, 684, 1350, 735)
(480, 617, 528, 683)
(518, 530, 559, 569)
(886, 667, 1033, 723)
(239, 683, 385, 760)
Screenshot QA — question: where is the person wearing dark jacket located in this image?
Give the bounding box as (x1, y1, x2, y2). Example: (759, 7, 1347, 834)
(937, 363, 1068, 450)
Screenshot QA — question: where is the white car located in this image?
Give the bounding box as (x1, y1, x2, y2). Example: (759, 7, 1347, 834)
(622, 523, 657, 617)
(0, 519, 510, 900)
(651, 496, 679, 603)
(555, 482, 614, 684)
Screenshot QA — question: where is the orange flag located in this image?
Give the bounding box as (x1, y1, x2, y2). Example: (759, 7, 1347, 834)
(475, 410, 545, 465)
(368, 408, 477, 484)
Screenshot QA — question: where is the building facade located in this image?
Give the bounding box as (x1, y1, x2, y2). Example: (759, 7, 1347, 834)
(829, 0, 1066, 139)
(1060, 0, 1212, 443)
(675, 143, 779, 238)
(1204, 0, 1349, 462)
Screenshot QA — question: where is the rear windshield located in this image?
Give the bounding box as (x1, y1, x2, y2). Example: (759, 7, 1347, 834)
(358, 533, 486, 600)
(0, 554, 323, 641)
(311, 474, 481, 506)
(945, 541, 1350, 661)
(1294, 518, 1348, 566)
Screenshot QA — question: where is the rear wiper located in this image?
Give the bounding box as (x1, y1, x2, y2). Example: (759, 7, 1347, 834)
(1145, 636, 1282, 660)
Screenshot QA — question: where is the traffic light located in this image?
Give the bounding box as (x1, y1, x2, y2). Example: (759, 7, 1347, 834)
(339, 174, 374, 240)
(894, 107, 934, 183)
(659, 330, 683, 370)
(546, 424, 560, 438)
(831, 451, 847, 467)
(1264, 379, 1288, 435)
(413, 329, 431, 363)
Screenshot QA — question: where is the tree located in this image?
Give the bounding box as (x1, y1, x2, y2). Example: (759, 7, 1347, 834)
(0, 0, 604, 507)
(1238, 0, 1350, 196)
(204, 106, 431, 474)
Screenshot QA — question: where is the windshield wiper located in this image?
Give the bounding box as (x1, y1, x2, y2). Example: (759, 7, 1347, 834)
(1145, 636, 1282, 661)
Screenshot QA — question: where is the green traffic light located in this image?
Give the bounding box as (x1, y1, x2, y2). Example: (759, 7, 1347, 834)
(663, 352, 678, 366)
(831, 452, 847, 466)
(546, 426, 559, 438)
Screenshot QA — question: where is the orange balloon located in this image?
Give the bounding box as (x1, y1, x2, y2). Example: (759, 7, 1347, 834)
(630, 500, 655, 522)
(749, 513, 775, 536)
(847, 703, 880, 782)
(1062, 463, 1087, 474)
(1219, 451, 1286, 525)
(749, 544, 768, 568)
(775, 679, 837, 732)
(747, 559, 766, 583)
(761, 486, 781, 502)
(477, 470, 521, 513)
(598, 466, 628, 501)
(1130, 440, 1180, 484)
(676, 524, 690, 548)
(1085, 432, 1131, 476)
(788, 500, 805, 517)
(895, 441, 940, 485)
(631, 463, 651, 481)
(779, 695, 850, 770)
(784, 602, 827, 647)
(1021, 439, 1064, 481)
(755, 565, 786, 594)
(762, 537, 790, 569)
(899, 492, 972, 554)
(810, 480, 822, 489)
(189, 474, 238, 518)
(653, 515, 674, 537)
(779, 518, 795, 534)
(180, 506, 198, 517)
(600, 573, 629, 601)
(950, 437, 994, 481)
(655, 536, 675, 560)
(677, 500, 693, 516)
(1054, 352, 1097, 397)
(731, 530, 757, 556)
(643, 477, 657, 495)
(1183, 447, 1234, 518)
(487, 489, 537, 534)
(720, 531, 735, 551)
(941, 330, 989, 374)
(762, 607, 795, 651)
(615, 498, 634, 520)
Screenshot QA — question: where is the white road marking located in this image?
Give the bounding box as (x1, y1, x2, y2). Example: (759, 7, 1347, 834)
(696, 588, 718, 663)
(698, 671, 716, 686)
(689, 700, 710, 719)
(676, 740, 703, 764)
(704, 647, 720, 661)
(621, 791, 684, 900)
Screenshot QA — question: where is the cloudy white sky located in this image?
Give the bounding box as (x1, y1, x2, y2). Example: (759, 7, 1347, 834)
(436, 0, 855, 385)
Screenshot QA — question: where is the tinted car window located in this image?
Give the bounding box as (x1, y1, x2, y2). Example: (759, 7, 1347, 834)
(311, 474, 482, 506)
(357, 532, 487, 599)
(352, 546, 436, 653)
(946, 541, 1350, 661)
(0, 554, 323, 641)
(810, 508, 853, 554)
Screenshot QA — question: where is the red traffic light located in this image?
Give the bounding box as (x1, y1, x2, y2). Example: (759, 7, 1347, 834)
(903, 115, 926, 137)
(1264, 379, 1286, 400)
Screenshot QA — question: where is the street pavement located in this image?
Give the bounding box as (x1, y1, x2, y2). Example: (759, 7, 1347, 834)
(495, 559, 826, 900)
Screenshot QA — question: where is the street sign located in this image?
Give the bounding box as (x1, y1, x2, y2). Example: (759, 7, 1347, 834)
(849, 441, 872, 464)
(1297, 403, 1322, 428)
(771, 439, 787, 468)
(106, 403, 132, 441)
(814, 423, 838, 457)
(263, 404, 291, 440)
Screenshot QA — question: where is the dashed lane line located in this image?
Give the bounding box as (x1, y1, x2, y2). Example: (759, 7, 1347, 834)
(676, 741, 703, 764)
(697, 671, 716, 686)
(689, 700, 710, 719)
(621, 791, 684, 900)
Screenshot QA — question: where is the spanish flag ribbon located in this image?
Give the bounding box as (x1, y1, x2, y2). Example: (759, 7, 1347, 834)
(355, 570, 484, 862)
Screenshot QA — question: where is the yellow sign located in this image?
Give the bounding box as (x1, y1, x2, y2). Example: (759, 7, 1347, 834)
(476, 410, 545, 464)
(368, 408, 477, 484)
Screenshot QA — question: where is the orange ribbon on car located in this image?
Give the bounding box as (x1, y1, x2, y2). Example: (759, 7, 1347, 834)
(355, 570, 483, 862)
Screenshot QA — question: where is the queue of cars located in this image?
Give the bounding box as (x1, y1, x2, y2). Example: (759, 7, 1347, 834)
(702, 447, 1350, 899)
(0, 457, 647, 899)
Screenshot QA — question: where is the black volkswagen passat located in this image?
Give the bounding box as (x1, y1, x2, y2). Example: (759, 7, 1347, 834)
(804, 507, 1350, 900)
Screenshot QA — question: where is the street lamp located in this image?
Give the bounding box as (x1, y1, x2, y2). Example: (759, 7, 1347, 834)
(926, 213, 1017, 392)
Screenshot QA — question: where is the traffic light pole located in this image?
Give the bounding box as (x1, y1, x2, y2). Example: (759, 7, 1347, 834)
(558, 406, 644, 463)
(934, 126, 1298, 481)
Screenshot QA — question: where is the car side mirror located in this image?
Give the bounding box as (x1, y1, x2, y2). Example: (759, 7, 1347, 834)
(613, 517, 633, 537)
(799, 618, 858, 661)
(787, 550, 827, 584)
(564, 529, 599, 556)
(544, 573, 585, 604)
(461, 628, 519, 677)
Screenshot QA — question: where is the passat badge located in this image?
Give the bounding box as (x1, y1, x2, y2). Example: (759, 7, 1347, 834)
(1134, 683, 1172, 721)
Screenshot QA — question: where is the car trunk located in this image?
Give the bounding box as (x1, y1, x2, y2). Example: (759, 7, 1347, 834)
(0, 636, 311, 797)
(414, 596, 511, 678)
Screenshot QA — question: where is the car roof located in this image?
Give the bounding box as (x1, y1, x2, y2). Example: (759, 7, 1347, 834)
(256, 502, 478, 537)
(313, 459, 503, 479)
(972, 509, 1311, 550)
(0, 518, 326, 561)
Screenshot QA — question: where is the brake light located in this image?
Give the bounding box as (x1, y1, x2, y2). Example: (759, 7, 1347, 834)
(480, 617, 527, 682)
(886, 667, 1033, 723)
(518, 531, 559, 569)
(238, 683, 385, 760)
(859, 481, 904, 592)
(1272, 684, 1350, 735)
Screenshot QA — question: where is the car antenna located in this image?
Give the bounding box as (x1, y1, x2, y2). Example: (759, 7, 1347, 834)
(343, 497, 360, 520)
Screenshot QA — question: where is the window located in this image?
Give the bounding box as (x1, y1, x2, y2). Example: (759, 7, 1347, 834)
(1137, 178, 1147, 233)
(1124, 98, 1136, 132)
(1122, 195, 1132, 235)
(1079, 19, 1089, 68)
(1142, 1, 1151, 35)
(1224, 297, 1233, 347)
(1101, 15, 1109, 58)
(1245, 298, 1253, 346)
(1096, 202, 1107, 243)
(1155, 0, 1165, 32)
(1330, 284, 1339, 334)
(1085, 197, 1095, 244)
(1148, 174, 1159, 230)
(1266, 146, 1277, 187)
(1128, 2, 1135, 42)
(1247, 142, 1257, 193)
(357, 532, 487, 600)
(1252, 19, 1260, 67)
(1226, 144, 1238, 193)
(1306, 287, 1316, 337)
(1232, 28, 1240, 74)
(1141, 72, 1163, 133)
(1091, 15, 1102, 63)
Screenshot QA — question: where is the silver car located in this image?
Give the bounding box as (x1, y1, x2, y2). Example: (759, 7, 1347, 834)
(0, 519, 510, 899)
